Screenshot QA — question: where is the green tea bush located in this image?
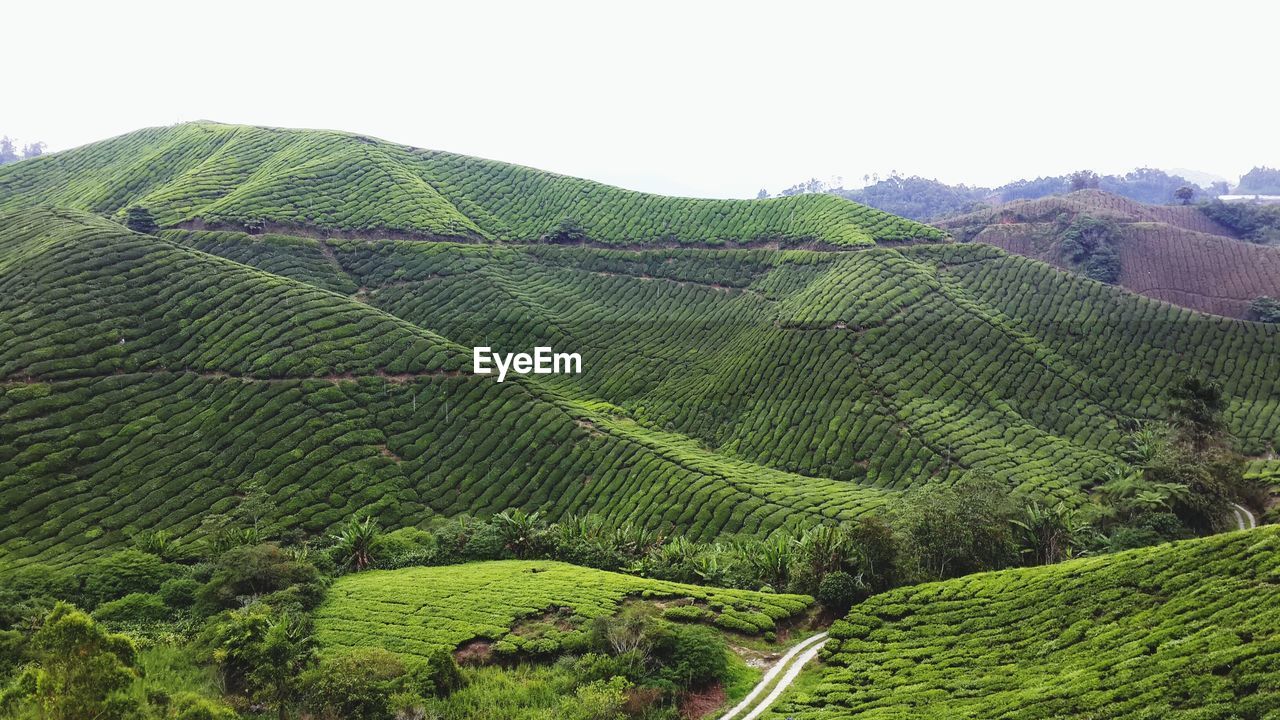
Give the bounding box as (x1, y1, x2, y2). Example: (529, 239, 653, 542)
(313, 561, 811, 660)
(0, 122, 943, 247)
(772, 527, 1280, 719)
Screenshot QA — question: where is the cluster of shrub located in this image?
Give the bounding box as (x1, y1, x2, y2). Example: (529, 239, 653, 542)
(777, 168, 1219, 222)
(1058, 214, 1122, 284)
(0, 377, 1258, 719)
(1200, 199, 1280, 246)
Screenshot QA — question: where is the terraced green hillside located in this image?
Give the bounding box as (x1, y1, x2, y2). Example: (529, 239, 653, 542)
(0, 122, 944, 247)
(3, 207, 1279, 573)
(315, 560, 812, 659)
(2, 128, 1279, 577)
(0, 208, 893, 573)
(166, 232, 1280, 489)
(769, 526, 1280, 719)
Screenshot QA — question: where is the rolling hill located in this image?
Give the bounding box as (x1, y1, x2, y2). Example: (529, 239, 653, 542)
(768, 526, 1280, 719)
(937, 189, 1280, 318)
(1, 126, 1279, 576)
(0, 207, 894, 573)
(0, 122, 944, 248)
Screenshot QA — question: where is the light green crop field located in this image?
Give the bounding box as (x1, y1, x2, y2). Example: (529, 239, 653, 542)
(314, 560, 813, 658)
(769, 526, 1280, 719)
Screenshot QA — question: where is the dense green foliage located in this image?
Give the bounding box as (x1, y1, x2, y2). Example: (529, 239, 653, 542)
(2, 603, 142, 719)
(0, 122, 943, 247)
(831, 176, 987, 221)
(1200, 198, 1280, 245)
(769, 526, 1280, 719)
(159, 229, 358, 294)
(1059, 215, 1121, 283)
(314, 561, 812, 659)
(2, 123, 1278, 719)
(1253, 297, 1280, 323)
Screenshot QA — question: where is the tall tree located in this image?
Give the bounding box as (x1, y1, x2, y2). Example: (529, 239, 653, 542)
(1070, 170, 1100, 191)
(1, 603, 142, 720)
(0, 136, 18, 165)
(124, 206, 159, 235)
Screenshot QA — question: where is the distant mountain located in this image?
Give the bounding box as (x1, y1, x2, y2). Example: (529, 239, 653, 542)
(796, 168, 1217, 222)
(1169, 167, 1230, 189)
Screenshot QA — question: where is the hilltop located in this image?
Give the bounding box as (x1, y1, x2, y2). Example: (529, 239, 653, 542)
(937, 189, 1280, 318)
(769, 526, 1280, 718)
(0, 122, 944, 248)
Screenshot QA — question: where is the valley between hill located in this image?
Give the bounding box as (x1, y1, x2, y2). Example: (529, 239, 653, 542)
(0, 122, 1277, 720)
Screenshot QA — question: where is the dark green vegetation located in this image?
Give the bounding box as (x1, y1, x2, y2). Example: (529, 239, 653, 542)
(769, 526, 1280, 719)
(1255, 297, 1280, 323)
(1200, 198, 1280, 245)
(0, 122, 942, 247)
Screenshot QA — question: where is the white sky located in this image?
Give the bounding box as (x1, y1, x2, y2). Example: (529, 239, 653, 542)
(4, 0, 1277, 198)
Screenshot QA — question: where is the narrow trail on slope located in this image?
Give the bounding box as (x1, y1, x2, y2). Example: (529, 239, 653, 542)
(719, 631, 828, 720)
(1232, 502, 1257, 530)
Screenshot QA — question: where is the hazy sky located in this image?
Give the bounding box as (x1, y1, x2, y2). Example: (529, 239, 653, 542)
(5, 0, 1276, 198)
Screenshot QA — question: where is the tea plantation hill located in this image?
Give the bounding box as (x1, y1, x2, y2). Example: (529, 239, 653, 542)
(937, 189, 1280, 319)
(0, 121, 944, 248)
(0, 208, 891, 574)
(161, 229, 1280, 491)
(1, 125, 1279, 575)
(767, 525, 1280, 719)
(314, 560, 814, 660)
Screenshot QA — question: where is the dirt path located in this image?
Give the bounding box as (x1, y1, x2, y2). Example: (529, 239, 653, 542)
(718, 631, 828, 720)
(1231, 502, 1257, 530)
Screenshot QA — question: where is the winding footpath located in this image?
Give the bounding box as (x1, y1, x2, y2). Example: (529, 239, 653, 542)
(719, 631, 829, 720)
(718, 503, 1256, 720)
(1232, 502, 1257, 530)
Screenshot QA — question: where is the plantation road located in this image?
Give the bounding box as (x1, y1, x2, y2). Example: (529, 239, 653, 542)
(719, 631, 829, 720)
(1232, 502, 1257, 530)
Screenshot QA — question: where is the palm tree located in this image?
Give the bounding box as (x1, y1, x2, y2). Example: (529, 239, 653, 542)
(331, 516, 379, 571)
(493, 509, 546, 558)
(1010, 502, 1094, 565)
